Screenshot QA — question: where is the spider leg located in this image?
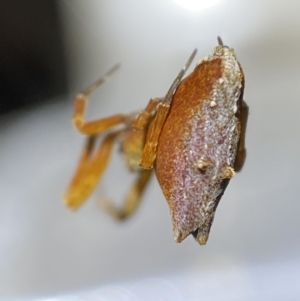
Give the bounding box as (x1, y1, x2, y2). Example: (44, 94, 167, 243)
(64, 131, 120, 209)
(138, 49, 197, 169)
(234, 100, 249, 172)
(72, 64, 129, 135)
(100, 169, 153, 220)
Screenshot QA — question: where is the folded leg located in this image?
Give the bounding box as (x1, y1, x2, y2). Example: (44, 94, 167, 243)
(234, 100, 249, 172)
(64, 131, 120, 209)
(139, 49, 197, 169)
(101, 169, 153, 220)
(72, 64, 129, 135)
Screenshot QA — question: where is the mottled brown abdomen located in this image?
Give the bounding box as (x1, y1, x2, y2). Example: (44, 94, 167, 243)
(155, 48, 244, 244)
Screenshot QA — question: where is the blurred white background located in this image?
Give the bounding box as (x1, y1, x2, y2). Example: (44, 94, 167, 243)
(1, 0, 300, 300)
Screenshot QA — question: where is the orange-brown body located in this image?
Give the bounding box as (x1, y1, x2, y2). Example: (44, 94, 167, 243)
(64, 39, 247, 245)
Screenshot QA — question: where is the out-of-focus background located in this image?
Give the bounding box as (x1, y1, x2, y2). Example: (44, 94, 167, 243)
(1, 0, 300, 300)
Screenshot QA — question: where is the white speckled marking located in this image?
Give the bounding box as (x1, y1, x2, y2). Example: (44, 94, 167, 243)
(210, 100, 217, 107)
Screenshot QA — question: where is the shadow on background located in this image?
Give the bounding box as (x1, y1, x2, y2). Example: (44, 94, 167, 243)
(0, 0, 68, 115)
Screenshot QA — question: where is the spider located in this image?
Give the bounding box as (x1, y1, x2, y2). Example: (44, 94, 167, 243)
(64, 37, 248, 245)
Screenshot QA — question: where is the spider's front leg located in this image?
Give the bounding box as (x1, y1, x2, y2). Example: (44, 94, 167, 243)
(72, 64, 129, 135)
(64, 65, 133, 209)
(136, 49, 197, 169)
